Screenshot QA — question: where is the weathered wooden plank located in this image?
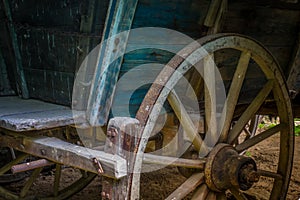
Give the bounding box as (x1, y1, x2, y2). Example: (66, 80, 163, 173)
(2, 0, 28, 98)
(87, 0, 139, 126)
(0, 96, 86, 131)
(165, 173, 205, 200)
(0, 133, 127, 179)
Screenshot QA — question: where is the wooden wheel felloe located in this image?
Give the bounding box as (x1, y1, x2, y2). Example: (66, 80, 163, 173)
(130, 34, 294, 199)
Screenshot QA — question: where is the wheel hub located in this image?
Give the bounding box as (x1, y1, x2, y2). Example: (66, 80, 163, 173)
(204, 144, 260, 192)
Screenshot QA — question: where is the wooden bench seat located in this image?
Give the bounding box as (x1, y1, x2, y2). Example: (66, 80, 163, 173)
(0, 96, 85, 132)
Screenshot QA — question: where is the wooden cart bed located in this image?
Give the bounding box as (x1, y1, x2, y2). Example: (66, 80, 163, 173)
(0, 96, 84, 132)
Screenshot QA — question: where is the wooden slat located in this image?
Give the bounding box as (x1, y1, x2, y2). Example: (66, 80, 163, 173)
(235, 123, 285, 153)
(204, 54, 218, 147)
(230, 188, 248, 200)
(191, 184, 209, 200)
(168, 90, 208, 154)
(166, 173, 205, 200)
(227, 80, 274, 144)
(87, 0, 139, 126)
(143, 153, 205, 169)
(219, 51, 251, 142)
(0, 133, 127, 179)
(2, 0, 29, 98)
(0, 97, 86, 131)
(207, 192, 217, 200)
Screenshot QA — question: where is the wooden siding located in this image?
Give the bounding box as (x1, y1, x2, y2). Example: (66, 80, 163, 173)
(222, 0, 300, 74)
(0, 0, 109, 105)
(112, 0, 210, 118)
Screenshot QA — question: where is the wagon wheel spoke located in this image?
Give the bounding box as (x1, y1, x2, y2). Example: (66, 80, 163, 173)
(20, 167, 43, 198)
(235, 123, 285, 153)
(143, 153, 206, 169)
(227, 79, 274, 144)
(204, 54, 218, 146)
(229, 187, 248, 200)
(53, 164, 62, 197)
(0, 156, 96, 200)
(216, 192, 227, 200)
(168, 90, 208, 153)
(0, 153, 28, 175)
(206, 192, 217, 200)
(219, 51, 251, 142)
(165, 173, 204, 200)
(191, 184, 209, 199)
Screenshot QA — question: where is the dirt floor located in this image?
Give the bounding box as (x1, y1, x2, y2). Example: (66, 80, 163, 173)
(1, 128, 300, 199)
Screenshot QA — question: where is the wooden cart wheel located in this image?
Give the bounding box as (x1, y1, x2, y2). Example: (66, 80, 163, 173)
(130, 34, 293, 199)
(0, 153, 96, 200)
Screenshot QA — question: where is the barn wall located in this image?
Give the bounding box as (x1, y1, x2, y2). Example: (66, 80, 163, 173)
(0, 0, 109, 105)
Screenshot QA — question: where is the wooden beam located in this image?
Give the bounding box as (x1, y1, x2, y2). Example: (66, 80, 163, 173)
(2, 0, 29, 98)
(87, 0, 139, 126)
(0, 133, 127, 179)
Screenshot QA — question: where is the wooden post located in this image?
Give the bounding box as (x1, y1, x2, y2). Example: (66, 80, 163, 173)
(86, 0, 139, 126)
(2, 0, 29, 98)
(102, 117, 141, 199)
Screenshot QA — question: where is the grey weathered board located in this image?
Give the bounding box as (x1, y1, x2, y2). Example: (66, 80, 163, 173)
(0, 96, 84, 131)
